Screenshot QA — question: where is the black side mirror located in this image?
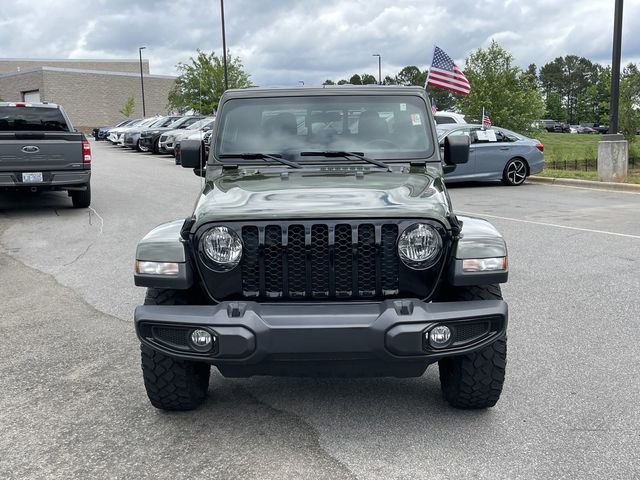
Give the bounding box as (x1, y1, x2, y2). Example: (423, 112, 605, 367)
(443, 135, 470, 165)
(181, 139, 206, 169)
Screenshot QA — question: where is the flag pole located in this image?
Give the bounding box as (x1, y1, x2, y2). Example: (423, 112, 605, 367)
(424, 45, 436, 88)
(482, 107, 485, 130)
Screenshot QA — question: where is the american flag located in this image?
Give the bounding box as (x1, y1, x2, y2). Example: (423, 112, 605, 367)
(431, 98, 437, 114)
(482, 110, 492, 129)
(426, 46, 471, 95)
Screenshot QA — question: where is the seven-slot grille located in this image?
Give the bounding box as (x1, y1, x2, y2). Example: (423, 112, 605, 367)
(240, 222, 400, 299)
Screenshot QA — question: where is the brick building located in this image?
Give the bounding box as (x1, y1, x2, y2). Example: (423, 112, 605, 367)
(0, 59, 176, 131)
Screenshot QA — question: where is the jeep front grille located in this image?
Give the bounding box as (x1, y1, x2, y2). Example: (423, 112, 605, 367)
(239, 222, 400, 299)
(194, 220, 447, 302)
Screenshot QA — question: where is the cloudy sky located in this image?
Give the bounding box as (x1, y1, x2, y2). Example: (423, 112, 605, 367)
(1, 0, 639, 85)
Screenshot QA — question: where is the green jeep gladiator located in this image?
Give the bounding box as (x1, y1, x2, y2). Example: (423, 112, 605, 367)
(134, 86, 509, 411)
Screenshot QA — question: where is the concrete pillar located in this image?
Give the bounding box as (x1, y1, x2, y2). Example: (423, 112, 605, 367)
(598, 134, 628, 182)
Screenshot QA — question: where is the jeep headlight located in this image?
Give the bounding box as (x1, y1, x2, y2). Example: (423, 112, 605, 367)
(201, 226, 242, 271)
(398, 223, 442, 269)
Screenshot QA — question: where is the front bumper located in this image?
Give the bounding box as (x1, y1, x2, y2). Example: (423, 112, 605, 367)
(135, 299, 507, 377)
(139, 135, 157, 150)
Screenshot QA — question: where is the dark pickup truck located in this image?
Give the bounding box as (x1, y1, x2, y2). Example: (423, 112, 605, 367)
(0, 102, 91, 208)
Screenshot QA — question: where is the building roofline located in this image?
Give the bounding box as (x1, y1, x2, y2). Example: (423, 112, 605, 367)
(0, 58, 146, 63)
(0, 66, 175, 80)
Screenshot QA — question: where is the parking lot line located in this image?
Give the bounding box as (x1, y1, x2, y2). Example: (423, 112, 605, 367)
(458, 211, 640, 240)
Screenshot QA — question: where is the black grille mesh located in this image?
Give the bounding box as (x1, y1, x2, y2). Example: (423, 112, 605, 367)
(287, 225, 306, 297)
(152, 327, 190, 348)
(455, 323, 490, 343)
(241, 226, 260, 296)
(239, 222, 402, 300)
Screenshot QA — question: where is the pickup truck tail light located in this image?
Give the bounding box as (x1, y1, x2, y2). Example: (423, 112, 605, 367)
(82, 139, 92, 164)
(535, 143, 544, 153)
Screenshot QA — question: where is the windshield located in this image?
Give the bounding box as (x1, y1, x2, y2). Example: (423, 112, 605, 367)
(186, 117, 215, 130)
(167, 116, 203, 129)
(0, 106, 70, 132)
(215, 95, 433, 162)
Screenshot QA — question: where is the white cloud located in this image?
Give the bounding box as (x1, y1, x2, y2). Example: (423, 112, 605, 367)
(0, 0, 639, 85)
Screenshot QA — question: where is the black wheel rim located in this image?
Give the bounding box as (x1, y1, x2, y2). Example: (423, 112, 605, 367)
(507, 159, 526, 185)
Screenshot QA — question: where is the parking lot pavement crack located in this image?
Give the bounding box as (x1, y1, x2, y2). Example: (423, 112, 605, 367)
(231, 383, 358, 480)
(62, 242, 94, 267)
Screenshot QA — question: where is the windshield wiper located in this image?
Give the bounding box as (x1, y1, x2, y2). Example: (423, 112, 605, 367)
(300, 151, 391, 171)
(219, 153, 302, 169)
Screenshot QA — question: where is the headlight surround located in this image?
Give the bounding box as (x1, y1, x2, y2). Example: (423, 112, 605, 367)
(398, 223, 443, 269)
(200, 226, 242, 271)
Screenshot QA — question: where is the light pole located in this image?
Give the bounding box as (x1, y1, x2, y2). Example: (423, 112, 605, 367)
(609, 0, 624, 134)
(220, 0, 229, 91)
(138, 46, 146, 116)
(372, 54, 381, 85)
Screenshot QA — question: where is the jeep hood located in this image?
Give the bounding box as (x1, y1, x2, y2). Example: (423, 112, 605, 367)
(192, 169, 453, 227)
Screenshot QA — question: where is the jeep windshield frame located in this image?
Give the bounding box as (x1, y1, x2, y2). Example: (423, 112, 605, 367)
(212, 94, 436, 167)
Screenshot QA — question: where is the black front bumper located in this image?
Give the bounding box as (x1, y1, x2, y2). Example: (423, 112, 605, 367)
(135, 299, 508, 377)
(139, 135, 158, 150)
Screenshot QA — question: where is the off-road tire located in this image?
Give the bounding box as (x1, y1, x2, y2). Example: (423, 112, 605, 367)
(70, 184, 91, 208)
(140, 288, 211, 411)
(437, 284, 507, 409)
(152, 138, 160, 154)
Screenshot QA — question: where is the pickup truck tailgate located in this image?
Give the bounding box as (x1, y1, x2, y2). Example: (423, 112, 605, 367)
(0, 133, 85, 171)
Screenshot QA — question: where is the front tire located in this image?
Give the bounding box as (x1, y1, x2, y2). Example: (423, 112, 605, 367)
(502, 158, 528, 186)
(70, 184, 91, 208)
(140, 288, 211, 411)
(436, 284, 507, 409)
(137, 140, 149, 152)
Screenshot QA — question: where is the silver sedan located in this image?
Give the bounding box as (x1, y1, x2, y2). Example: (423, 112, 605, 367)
(437, 124, 545, 186)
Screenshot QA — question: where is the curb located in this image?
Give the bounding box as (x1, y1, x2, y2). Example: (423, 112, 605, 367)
(529, 176, 640, 193)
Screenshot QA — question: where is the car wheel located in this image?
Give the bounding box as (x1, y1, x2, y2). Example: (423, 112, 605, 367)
(137, 140, 149, 152)
(436, 285, 507, 409)
(70, 184, 91, 208)
(502, 158, 528, 186)
(140, 288, 211, 411)
(152, 139, 160, 154)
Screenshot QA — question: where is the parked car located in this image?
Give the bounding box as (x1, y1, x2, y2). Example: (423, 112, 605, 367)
(436, 124, 544, 186)
(159, 117, 215, 156)
(534, 119, 568, 133)
(133, 86, 510, 412)
(434, 111, 465, 125)
(576, 126, 598, 134)
(123, 116, 182, 151)
(107, 117, 155, 145)
(0, 102, 91, 207)
(138, 116, 203, 154)
(93, 119, 135, 140)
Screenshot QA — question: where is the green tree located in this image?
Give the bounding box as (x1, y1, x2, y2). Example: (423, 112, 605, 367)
(539, 55, 599, 123)
(337, 79, 349, 85)
(455, 40, 544, 132)
(426, 86, 456, 111)
(383, 75, 397, 85)
(118, 95, 135, 118)
(545, 91, 565, 120)
(396, 66, 426, 86)
(361, 73, 377, 85)
(349, 74, 362, 85)
(322, 79, 335, 85)
(619, 63, 640, 141)
(168, 50, 252, 114)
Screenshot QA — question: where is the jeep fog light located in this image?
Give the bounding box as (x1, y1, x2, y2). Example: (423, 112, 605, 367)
(428, 326, 451, 347)
(190, 329, 213, 350)
(398, 223, 442, 269)
(201, 226, 242, 271)
(135, 260, 179, 276)
(462, 257, 507, 272)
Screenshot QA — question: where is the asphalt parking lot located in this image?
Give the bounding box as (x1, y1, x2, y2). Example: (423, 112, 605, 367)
(1, 141, 639, 480)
